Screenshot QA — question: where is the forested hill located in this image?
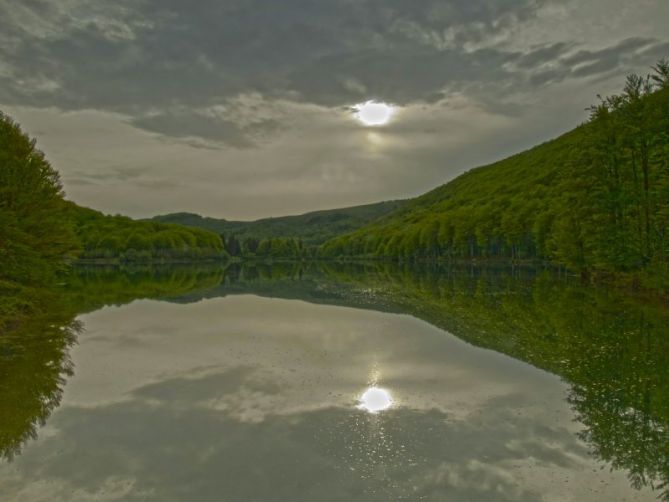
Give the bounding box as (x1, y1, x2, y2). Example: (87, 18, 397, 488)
(149, 200, 404, 246)
(66, 204, 225, 263)
(1, 109, 227, 326)
(321, 63, 669, 289)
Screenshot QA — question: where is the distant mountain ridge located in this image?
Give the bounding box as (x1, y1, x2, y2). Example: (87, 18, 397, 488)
(148, 200, 405, 245)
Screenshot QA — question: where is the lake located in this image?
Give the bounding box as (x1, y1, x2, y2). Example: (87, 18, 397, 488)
(1, 264, 667, 501)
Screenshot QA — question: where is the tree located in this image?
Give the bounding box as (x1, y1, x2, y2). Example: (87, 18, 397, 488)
(225, 234, 241, 257)
(0, 112, 79, 284)
(650, 58, 669, 89)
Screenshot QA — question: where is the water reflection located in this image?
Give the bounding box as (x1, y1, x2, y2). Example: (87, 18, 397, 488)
(0, 304, 80, 461)
(0, 263, 667, 500)
(0, 295, 626, 501)
(358, 387, 393, 413)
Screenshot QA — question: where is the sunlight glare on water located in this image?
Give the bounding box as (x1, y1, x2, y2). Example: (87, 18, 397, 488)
(358, 386, 393, 413)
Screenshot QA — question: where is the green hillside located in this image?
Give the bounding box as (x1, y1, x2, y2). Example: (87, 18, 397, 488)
(0, 111, 229, 327)
(321, 64, 669, 289)
(149, 200, 404, 246)
(66, 203, 226, 263)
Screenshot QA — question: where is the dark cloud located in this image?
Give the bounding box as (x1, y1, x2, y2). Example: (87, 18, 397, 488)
(131, 109, 280, 147)
(515, 42, 572, 69)
(565, 37, 657, 77)
(506, 37, 668, 89)
(1, 0, 666, 146)
(0, 2, 547, 113)
(0, 0, 667, 218)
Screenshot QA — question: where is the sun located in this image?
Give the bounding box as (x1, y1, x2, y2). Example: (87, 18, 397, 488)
(352, 100, 395, 126)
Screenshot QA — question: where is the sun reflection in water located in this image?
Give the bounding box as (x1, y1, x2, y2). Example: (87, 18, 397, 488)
(358, 386, 393, 413)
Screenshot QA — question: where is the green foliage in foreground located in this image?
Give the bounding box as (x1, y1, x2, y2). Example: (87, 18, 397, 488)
(66, 204, 227, 263)
(150, 200, 404, 246)
(321, 62, 669, 289)
(0, 112, 79, 286)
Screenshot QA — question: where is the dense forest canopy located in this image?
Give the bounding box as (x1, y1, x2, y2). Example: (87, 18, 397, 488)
(0, 113, 79, 286)
(68, 204, 226, 263)
(320, 62, 669, 290)
(150, 200, 404, 246)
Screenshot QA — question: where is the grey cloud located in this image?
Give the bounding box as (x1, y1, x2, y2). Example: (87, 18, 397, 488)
(510, 37, 669, 89)
(566, 37, 658, 78)
(64, 165, 182, 192)
(131, 108, 280, 147)
(287, 46, 522, 107)
(1, 0, 665, 147)
(563, 37, 655, 67)
(1, 0, 668, 219)
(65, 176, 98, 186)
(515, 42, 572, 69)
(528, 68, 561, 86)
(65, 166, 144, 185)
(0, 1, 549, 114)
(83, 166, 143, 182)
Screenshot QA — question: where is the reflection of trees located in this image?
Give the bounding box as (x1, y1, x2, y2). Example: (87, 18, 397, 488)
(1, 262, 667, 499)
(302, 263, 669, 500)
(63, 264, 225, 313)
(0, 314, 80, 460)
(201, 262, 669, 500)
(0, 265, 225, 461)
(566, 313, 669, 499)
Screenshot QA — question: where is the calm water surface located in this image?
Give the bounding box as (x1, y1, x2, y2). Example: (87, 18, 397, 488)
(1, 265, 667, 501)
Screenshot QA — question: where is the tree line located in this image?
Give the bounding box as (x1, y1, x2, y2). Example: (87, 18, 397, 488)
(70, 204, 225, 262)
(0, 112, 227, 325)
(320, 60, 669, 288)
(221, 234, 315, 259)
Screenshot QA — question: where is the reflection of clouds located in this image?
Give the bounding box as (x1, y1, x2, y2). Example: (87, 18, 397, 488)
(68, 296, 562, 422)
(0, 386, 640, 502)
(0, 295, 658, 500)
(134, 366, 284, 423)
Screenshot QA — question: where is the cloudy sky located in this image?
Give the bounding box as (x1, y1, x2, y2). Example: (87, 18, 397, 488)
(1, 0, 667, 219)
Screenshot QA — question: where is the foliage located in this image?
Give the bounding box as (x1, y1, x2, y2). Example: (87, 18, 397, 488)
(0, 265, 222, 461)
(0, 311, 78, 461)
(150, 200, 405, 246)
(66, 203, 227, 263)
(63, 265, 225, 313)
(0, 112, 79, 286)
(223, 234, 313, 260)
(320, 62, 669, 290)
(0, 111, 227, 327)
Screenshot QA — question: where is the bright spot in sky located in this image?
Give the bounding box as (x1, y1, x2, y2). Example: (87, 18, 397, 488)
(353, 101, 395, 126)
(358, 386, 393, 413)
